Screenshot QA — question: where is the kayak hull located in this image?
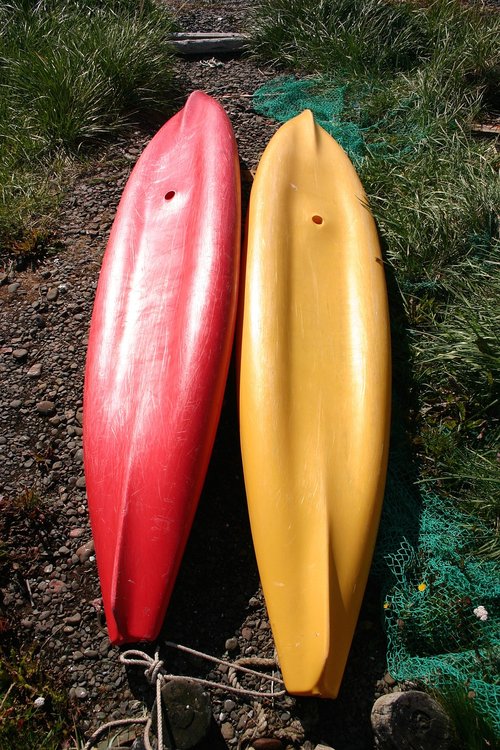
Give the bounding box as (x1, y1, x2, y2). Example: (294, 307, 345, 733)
(83, 91, 241, 645)
(238, 111, 391, 697)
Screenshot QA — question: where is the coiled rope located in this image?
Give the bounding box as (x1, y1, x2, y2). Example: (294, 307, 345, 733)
(83, 640, 286, 750)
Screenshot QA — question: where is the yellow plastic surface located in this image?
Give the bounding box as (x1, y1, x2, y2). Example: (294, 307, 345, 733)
(238, 111, 391, 698)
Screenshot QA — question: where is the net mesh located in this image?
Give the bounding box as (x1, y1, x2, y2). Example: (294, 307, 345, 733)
(253, 76, 500, 735)
(253, 76, 366, 164)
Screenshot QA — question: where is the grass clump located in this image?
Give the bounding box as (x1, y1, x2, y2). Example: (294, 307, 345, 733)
(250, 0, 500, 92)
(0, 0, 176, 261)
(433, 685, 499, 750)
(0, 644, 78, 749)
(250, 0, 430, 75)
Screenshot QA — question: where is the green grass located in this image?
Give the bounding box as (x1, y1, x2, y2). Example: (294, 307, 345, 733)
(249, 0, 500, 91)
(249, 0, 500, 533)
(361, 130, 499, 532)
(433, 685, 499, 750)
(0, 644, 79, 750)
(0, 0, 176, 262)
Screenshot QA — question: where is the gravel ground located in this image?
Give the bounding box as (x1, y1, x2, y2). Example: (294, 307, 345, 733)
(0, 2, 399, 748)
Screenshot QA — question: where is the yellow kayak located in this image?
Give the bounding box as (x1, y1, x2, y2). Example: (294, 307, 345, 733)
(238, 111, 391, 698)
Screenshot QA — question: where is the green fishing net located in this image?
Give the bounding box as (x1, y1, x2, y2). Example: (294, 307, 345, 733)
(253, 76, 500, 735)
(253, 75, 429, 165)
(377, 451, 500, 735)
(253, 76, 366, 164)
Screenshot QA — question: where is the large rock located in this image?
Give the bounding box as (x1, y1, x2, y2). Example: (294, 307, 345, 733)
(155, 679, 212, 749)
(371, 690, 455, 750)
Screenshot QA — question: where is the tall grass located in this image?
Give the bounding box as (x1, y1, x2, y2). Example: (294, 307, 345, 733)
(0, 0, 176, 258)
(250, 0, 500, 89)
(433, 685, 499, 750)
(250, 0, 500, 533)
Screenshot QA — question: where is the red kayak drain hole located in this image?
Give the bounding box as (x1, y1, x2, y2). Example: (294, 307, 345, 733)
(164, 190, 176, 201)
(312, 214, 323, 225)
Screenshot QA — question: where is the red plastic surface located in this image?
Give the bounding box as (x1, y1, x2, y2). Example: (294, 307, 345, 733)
(83, 91, 241, 644)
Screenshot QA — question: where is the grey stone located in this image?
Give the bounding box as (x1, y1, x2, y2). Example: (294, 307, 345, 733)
(12, 348, 28, 360)
(371, 690, 455, 750)
(156, 679, 212, 749)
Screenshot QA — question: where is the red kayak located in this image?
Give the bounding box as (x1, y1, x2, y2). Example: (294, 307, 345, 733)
(83, 91, 241, 644)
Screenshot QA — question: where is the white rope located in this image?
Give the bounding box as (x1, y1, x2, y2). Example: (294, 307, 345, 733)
(83, 641, 286, 750)
(162, 641, 285, 697)
(83, 648, 164, 750)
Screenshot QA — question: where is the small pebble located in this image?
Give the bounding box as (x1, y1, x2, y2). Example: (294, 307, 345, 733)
(75, 540, 95, 563)
(27, 363, 42, 378)
(221, 722, 235, 740)
(65, 613, 82, 624)
(47, 287, 59, 302)
(36, 400, 56, 416)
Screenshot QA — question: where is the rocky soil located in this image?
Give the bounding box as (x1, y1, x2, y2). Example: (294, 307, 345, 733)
(0, 2, 400, 748)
